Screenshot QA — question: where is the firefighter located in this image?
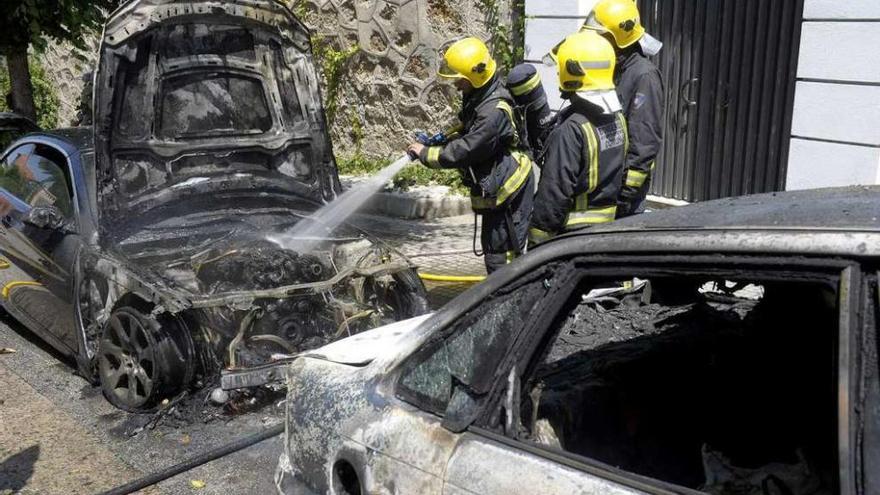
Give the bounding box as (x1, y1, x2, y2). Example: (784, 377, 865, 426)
(407, 37, 535, 274)
(529, 30, 627, 244)
(584, 0, 664, 217)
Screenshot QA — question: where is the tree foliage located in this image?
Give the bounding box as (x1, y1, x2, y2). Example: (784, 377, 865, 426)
(0, 0, 117, 123)
(0, 58, 59, 129)
(1, 0, 119, 51)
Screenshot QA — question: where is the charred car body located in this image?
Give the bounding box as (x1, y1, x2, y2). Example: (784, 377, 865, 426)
(0, 0, 427, 411)
(276, 187, 880, 495)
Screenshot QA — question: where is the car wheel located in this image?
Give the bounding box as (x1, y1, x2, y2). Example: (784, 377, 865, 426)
(97, 305, 190, 411)
(389, 268, 430, 319)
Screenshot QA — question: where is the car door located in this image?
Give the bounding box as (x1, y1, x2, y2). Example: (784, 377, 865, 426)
(443, 430, 645, 495)
(431, 261, 646, 495)
(389, 264, 569, 494)
(0, 141, 79, 354)
(440, 254, 857, 495)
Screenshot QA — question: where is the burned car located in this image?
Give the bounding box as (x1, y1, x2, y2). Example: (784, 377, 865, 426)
(276, 186, 880, 495)
(0, 0, 427, 412)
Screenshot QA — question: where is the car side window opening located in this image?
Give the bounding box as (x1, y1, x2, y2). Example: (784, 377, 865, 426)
(398, 273, 555, 416)
(0, 144, 73, 218)
(514, 269, 841, 495)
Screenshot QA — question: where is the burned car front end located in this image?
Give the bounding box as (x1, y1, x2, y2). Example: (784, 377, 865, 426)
(275, 314, 437, 495)
(82, 0, 428, 410)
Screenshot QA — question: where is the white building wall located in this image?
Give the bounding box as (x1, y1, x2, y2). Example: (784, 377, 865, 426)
(785, 0, 880, 190)
(523, 0, 598, 111)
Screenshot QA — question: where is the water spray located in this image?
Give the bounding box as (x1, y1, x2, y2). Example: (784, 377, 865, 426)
(267, 153, 415, 253)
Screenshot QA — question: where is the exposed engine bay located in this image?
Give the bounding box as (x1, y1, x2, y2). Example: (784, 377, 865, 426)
(188, 239, 424, 371)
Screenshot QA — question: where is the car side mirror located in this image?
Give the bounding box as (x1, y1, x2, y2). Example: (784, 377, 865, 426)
(25, 206, 73, 233)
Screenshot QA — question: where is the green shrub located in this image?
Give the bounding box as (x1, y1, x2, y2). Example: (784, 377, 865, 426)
(337, 152, 469, 196)
(393, 165, 469, 196)
(0, 56, 59, 129)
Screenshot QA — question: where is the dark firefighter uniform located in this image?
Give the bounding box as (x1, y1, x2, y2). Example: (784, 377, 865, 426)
(529, 100, 627, 242)
(529, 29, 627, 244)
(582, 0, 664, 217)
(418, 76, 535, 273)
(615, 49, 663, 217)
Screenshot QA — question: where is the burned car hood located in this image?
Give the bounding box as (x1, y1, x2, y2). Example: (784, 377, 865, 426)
(302, 314, 434, 366)
(105, 195, 408, 298)
(94, 0, 341, 223)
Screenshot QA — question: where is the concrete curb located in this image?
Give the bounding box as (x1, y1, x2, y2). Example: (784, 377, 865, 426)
(342, 176, 471, 220)
(365, 191, 472, 220)
(342, 177, 688, 220)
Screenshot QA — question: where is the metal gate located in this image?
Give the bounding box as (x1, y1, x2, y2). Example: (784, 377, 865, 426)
(637, 0, 804, 201)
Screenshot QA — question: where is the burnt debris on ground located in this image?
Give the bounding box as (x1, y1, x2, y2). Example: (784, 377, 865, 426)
(110, 381, 286, 437)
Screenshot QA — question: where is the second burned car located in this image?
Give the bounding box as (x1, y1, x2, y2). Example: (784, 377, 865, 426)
(0, 0, 428, 412)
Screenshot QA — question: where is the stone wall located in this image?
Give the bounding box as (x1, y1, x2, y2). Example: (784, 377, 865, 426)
(38, 0, 515, 158)
(300, 0, 516, 159)
(39, 37, 99, 127)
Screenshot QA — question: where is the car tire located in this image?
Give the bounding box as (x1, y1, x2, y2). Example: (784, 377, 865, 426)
(97, 305, 191, 412)
(390, 268, 430, 319)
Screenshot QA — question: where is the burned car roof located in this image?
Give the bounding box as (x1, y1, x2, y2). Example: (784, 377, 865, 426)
(526, 186, 880, 262)
(590, 186, 880, 233)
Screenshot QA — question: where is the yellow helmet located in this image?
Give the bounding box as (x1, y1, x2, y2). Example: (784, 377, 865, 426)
(438, 37, 497, 89)
(556, 30, 616, 92)
(584, 0, 645, 49)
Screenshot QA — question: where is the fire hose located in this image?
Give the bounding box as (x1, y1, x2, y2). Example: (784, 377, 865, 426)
(407, 247, 488, 283)
(98, 423, 284, 495)
(418, 272, 486, 283)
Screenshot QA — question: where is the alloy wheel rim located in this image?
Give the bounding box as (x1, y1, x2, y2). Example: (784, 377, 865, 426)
(99, 312, 156, 407)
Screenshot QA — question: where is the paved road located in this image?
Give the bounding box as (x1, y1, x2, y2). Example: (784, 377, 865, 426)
(0, 213, 478, 495)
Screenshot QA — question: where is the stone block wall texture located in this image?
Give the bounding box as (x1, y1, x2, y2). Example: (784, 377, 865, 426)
(39, 37, 99, 127)
(35, 0, 515, 160)
(299, 0, 514, 159)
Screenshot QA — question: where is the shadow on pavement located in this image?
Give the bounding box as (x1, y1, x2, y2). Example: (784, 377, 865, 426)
(0, 445, 39, 492)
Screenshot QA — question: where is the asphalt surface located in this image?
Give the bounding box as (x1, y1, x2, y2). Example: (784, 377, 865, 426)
(0, 213, 479, 495)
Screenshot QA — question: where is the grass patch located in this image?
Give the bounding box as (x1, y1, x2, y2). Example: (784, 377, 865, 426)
(337, 153, 469, 196)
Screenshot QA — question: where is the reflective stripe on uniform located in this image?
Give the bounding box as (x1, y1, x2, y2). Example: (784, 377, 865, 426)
(565, 205, 617, 228)
(529, 227, 553, 244)
(445, 122, 464, 136)
(617, 112, 629, 155)
(471, 151, 533, 210)
(570, 122, 599, 214)
(497, 101, 520, 145)
(510, 72, 541, 96)
(581, 122, 599, 194)
(497, 101, 515, 123)
(426, 146, 442, 168)
(625, 168, 649, 188)
(496, 151, 532, 206)
(505, 250, 517, 264)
